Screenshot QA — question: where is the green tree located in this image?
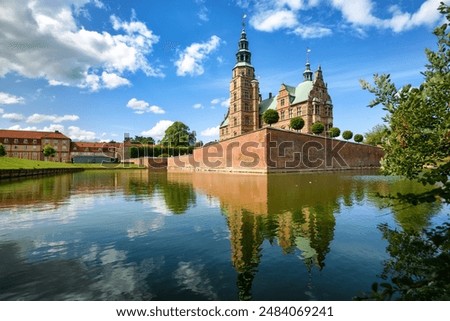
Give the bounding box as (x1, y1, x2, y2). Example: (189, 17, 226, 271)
(161, 121, 196, 147)
(132, 136, 155, 144)
(311, 122, 325, 135)
(262, 109, 279, 126)
(360, 3, 450, 202)
(329, 127, 341, 138)
(342, 130, 353, 141)
(364, 124, 389, 146)
(0, 144, 6, 157)
(354, 134, 364, 143)
(290, 116, 305, 131)
(43, 144, 56, 159)
(355, 4, 450, 301)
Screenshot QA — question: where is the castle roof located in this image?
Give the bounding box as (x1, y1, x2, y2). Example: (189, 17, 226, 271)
(0, 129, 70, 140)
(259, 80, 314, 114)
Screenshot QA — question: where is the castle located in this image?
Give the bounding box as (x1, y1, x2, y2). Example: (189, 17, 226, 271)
(219, 24, 333, 140)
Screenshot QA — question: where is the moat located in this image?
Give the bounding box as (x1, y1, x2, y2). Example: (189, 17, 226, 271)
(0, 170, 447, 300)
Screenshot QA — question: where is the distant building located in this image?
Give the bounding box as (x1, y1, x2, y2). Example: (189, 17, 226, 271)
(0, 129, 123, 163)
(71, 142, 121, 163)
(0, 129, 71, 162)
(220, 24, 333, 140)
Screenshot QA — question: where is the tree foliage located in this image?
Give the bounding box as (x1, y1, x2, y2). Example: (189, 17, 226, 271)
(131, 135, 155, 145)
(161, 121, 196, 147)
(354, 134, 364, 143)
(311, 122, 325, 135)
(364, 124, 389, 146)
(43, 144, 56, 158)
(0, 144, 6, 157)
(360, 3, 450, 202)
(290, 116, 305, 131)
(262, 109, 279, 126)
(342, 130, 353, 141)
(355, 4, 450, 302)
(329, 127, 341, 138)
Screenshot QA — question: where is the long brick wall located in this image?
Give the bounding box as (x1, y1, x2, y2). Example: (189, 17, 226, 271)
(168, 128, 383, 173)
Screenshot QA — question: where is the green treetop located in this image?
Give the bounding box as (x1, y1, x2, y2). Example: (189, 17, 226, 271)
(360, 3, 450, 202)
(262, 109, 279, 126)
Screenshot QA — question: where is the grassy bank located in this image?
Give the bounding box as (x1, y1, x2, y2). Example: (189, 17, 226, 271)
(0, 157, 142, 170)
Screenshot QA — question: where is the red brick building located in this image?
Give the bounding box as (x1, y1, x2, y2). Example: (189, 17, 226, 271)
(0, 129, 124, 163)
(0, 129, 71, 162)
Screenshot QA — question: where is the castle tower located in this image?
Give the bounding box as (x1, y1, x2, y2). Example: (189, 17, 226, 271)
(220, 19, 260, 140)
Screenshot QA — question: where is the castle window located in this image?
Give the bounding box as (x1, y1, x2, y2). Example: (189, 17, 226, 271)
(233, 118, 237, 126)
(233, 80, 236, 89)
(314, 104, 320, 115)
(234, 93, 237, 101)
(289, 108, 293, 118)
(234, 104, 237, 112)
(4, 138, 8, 143)
(33, 139, 37, 144)
(281, 98, 285, 106)
(244, 91, 249, 99)
(297, 107, 301, 116)
(24, 139, 28, 144)
(281, 110, 285, 120)
(14, 139, 18, 143)
(244, 103, 249, 111)
(244, 116, 250, 125)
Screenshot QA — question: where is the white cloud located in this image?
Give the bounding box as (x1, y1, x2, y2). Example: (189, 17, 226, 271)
(243, 0, 446, 37)
(67, 126, 97, 141)
(141, 120, 174, 140)
(197, 6, 209, 22)
(100, 72, 131, 89)
(0, 108, 3, 114)
(292, 25, 332, 38)
(387, 0, 445, 32)
(42, 124, 65, 132)
(175, 35, 222, 76)
(200, 126, 219, 137)
(2, 113, 25, 122)
(126, 98, 165, 114)
(0, 0, 163, 91)
(247, 0, 331, 38)
(26, 113, 80, 124)
(330, 0, 446, 33)
(0, 92, 25, 105)
(211, 97, 229, 108)
(251, 9, 298, 32)
(193, 103, 203, 109)
(330, 0, 380, 26)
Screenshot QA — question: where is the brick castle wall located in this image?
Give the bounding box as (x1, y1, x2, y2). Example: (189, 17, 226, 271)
(168, 127, 383, 173)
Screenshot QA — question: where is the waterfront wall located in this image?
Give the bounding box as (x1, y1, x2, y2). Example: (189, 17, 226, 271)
(168, 127, 383, 173)
(0, 168, 84, 180)
(126, 157, 168, 169)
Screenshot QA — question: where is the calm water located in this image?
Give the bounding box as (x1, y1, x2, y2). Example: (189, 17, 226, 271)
(0, 170, 447, 301)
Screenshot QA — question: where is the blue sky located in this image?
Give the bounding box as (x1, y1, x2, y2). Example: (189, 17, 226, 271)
(0, 0, 448, 143)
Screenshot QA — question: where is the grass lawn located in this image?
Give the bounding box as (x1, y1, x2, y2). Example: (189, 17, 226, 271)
(0, 157, 142, 170)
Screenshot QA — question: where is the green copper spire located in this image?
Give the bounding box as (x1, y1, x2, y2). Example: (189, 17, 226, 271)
(235, 15, 252, 67)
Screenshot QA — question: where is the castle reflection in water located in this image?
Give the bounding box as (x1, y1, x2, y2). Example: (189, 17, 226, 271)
(0, 170, 441, 300)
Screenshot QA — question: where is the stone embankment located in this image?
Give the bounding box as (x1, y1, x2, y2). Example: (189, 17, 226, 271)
(0, 168, 84, 180)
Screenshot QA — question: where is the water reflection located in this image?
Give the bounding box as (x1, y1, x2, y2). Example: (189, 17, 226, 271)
(0, 170, 445, 300)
